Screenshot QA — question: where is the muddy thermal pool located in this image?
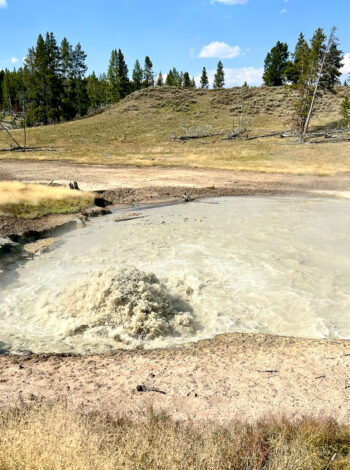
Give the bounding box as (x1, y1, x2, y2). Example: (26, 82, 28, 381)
(1, 195, 350, 354)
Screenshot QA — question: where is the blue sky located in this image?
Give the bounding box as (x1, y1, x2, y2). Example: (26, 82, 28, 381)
(0, 0, 349, 86)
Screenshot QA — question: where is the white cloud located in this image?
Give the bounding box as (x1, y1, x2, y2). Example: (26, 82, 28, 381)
(195, 66, 264, 87)
(0, 0, 7, 8)
(211, 0, 248, 4)
(199, 41, 241, 59)
(341, 53, 350, 75)
(11, 57, 18, 64)
(280, 8, 287, 13)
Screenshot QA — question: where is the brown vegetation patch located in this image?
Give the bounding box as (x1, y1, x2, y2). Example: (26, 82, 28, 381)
(0, 400, 349, 470)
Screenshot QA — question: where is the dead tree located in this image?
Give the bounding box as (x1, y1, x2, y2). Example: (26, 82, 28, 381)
(0, 122, 24, 151)
(301, 27, 337, 142)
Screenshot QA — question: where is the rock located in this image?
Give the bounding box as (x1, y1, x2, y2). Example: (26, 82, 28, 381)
(136, 385, 145, 392)
(23, 238, 58, 255)
(0, 237, 18, 255)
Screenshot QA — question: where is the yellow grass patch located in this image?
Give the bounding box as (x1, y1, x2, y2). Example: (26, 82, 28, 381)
(0, 182, 94, 218)
(0, 401, 350, 470)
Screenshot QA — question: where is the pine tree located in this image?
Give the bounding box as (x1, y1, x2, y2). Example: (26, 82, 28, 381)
(87, 71, 100, 109)
(143, 56, 154, 87)
(263, 41, 289, 86)
(116, 49, 129, 99)
(183, 72, 192, 88)
(25, 33, 62, 124)
(213, 61, 225, 88)
(200, 67, 209, 89)
(191, 77, 196, 88)
(340, 95, 350, 126)
(156, 72, 164, 86)
(0, 70, 4, 107)
(242, 81, 249, 88)
(72, 43, 89, 116)
(165, 69, 175, 86)
(44, 32, 63, 122)
(165, 68, 182, 87)
(60, 38, 74, 81)
(322, 41, 343, 90)
(60, 38, 75, 120)
(108, 49, 119, 102)
(290, 33, 310, 85)
(132, 60, 143, 91)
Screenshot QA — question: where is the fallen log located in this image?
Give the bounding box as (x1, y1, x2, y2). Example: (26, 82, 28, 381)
(244, 132, 289, 141)
(222, 127, 246, 140)
(171, 132, 222, 142)
(0, 146, 57, 152)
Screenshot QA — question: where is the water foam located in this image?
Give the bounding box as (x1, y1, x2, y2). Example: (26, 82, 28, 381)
(58, 268, 194, 345)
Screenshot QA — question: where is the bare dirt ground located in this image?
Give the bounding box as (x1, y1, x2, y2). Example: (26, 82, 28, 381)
(1, 334, 350, 423)
(2, 159, 350, 192)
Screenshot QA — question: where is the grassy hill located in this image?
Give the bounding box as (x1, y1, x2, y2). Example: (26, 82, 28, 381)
(0, 86, 349, 175)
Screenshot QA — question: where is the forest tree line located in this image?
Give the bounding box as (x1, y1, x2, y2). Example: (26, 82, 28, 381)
(0, 29, 348, 127)
(0, 32, 224, 125)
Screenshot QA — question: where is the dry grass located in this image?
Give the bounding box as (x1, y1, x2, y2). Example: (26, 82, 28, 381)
(0, 400, 350, 470)
(0, 86, 349, 175)
(0, 182, 93, 218)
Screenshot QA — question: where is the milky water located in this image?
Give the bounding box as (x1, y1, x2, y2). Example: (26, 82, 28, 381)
(1, 195, 350, 355)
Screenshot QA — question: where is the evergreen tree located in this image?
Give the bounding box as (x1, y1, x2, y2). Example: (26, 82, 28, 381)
(60, 38, 74, 80)
(60, 38, 75, 120)
(309, 28, 327, 74)
(44, 32, 63, 122)
(0, 70, 4, 107)
(165, 68, 182, 87)
(322, 41, 343, 90)
(183, 72, 192, 88)
(116, 49, 129, 99)
(132, 60, 143, 91)
(191, 77, 196, 88)
(108, 49, 119, 102)
(87, 71, 100, 109)
(98, 73, 110, 105)
(25, 33, 62, 124)
(108, 49, 129, 102)
(165, 69, 175, 86)
(340, 95, 350, 126)
(213, 61, 225, 88)
(242, 81, 249, 88)
(263, 41, 289, 86)
(143, 56, 154, 87)
(72, 43, 89, 116)
(289, 33, 310, 85)
(156, 72, 164, 87)
(200, 67, 209, 89)
(1, 69, 14, 110)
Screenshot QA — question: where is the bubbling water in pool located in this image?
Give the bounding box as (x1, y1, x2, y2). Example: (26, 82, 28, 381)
(1, 195, 350, 354)
(58, 267, 194, 345)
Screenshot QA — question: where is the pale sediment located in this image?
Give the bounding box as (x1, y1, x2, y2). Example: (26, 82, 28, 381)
(1, 333, 350, 423)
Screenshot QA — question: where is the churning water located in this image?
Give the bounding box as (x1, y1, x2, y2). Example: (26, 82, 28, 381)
(1, 195, 350, 354)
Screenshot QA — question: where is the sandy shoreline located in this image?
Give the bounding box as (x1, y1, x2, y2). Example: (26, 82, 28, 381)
(1, 333, 350, 423)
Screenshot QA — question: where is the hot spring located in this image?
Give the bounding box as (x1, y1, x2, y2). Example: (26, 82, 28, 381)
(1, 195, 350, 355)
